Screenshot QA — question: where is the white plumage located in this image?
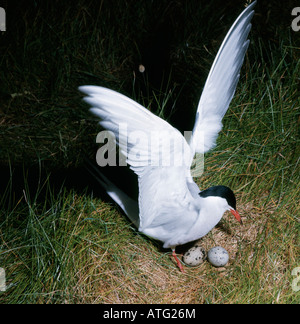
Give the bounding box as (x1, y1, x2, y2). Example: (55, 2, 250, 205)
(79, 2, 255, 271)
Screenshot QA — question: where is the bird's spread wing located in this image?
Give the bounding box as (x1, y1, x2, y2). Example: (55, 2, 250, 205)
(79, 86, 192, 175)
(190, 1, 255, 155)
(79, 86, 199, 245)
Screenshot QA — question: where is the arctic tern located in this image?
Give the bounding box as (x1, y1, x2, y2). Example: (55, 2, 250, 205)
(79, 1, 256, 272)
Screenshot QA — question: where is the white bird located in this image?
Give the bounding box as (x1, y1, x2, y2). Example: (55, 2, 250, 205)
(79, 2, 255, 272)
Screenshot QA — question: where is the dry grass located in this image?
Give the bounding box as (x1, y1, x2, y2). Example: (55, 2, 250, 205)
(0, 172, 298, 304)
(56, 195, 297, 304)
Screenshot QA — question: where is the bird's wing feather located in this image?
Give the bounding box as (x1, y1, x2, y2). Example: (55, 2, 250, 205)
(79, 86, 192, 176)
(79, 86, 199, 245)
(190, 1, 255, 155)
(86, 159, 140, 227)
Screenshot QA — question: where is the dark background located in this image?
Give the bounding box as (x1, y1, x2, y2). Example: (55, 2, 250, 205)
(0, 0, 299, 194)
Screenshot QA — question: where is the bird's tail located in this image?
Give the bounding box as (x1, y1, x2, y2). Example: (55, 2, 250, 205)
(86, 159, 140, 228)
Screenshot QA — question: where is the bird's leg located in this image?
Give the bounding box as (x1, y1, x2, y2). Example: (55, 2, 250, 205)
(172, 249, 185, 273)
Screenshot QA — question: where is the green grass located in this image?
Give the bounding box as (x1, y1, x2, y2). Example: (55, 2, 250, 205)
(0, 167, 298, 303)
(0, 0, 299, 303)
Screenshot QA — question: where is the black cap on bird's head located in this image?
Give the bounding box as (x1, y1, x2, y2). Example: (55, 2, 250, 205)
(199, 185, 242, 224)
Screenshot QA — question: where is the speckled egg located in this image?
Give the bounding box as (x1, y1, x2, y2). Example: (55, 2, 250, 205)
(207, 246, 229, 267)
(182, 245, 207, 267)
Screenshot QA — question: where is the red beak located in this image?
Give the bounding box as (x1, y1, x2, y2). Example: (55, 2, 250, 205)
(230, 209, 243, 225)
